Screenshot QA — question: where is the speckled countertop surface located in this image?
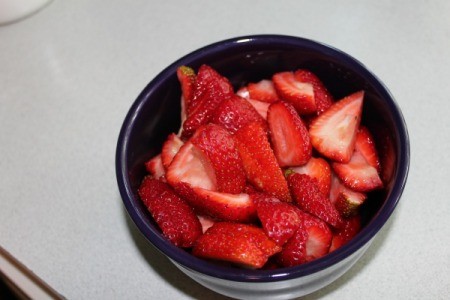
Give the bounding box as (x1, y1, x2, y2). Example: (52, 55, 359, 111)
(1, 1, 449, 299)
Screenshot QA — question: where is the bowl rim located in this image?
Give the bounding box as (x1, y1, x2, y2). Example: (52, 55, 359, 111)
(116, 34, 410, 282)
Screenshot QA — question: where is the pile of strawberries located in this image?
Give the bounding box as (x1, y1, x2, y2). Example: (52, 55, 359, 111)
(138, 64, 384, 269)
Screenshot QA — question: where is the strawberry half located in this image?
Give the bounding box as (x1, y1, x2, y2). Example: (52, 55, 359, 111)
(211, 95, 265, 134)
(287, 173, 343, 228)
(187, 187, 256, 223)
(161, 133, 184, 169)
(144, 154, 165, 180)
(294, 69, 334, 115)
(309, 91, 364, 163)
(290, 157, 331, 197)
(277, 210, 332, 267)
(166, 141, 217, 192)
(190, 124, 246, 193)
(182, 65, 234, 138)
(234, 121, 291, 202)
(332, 127, 383, 193)
(267, 101, 312, 167)
(247, 79, 280, 103)
(355, 126, 381, 173)
(329, 215, 361, 252)
(192, 222, 281, 269)
(253, 193, 302, 246)
(272, 71, 316, 115)
(138, 177, 202, 248)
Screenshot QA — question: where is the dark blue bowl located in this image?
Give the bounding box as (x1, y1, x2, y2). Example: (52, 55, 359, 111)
(116, 35, 410, 299)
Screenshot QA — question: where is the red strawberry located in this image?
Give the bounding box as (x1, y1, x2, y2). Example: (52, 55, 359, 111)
(138, 177, 202, 248)
(278, 210, 332, 267)
(294, 69, 334, 115)
(177, 66, 196, 118)
(247, 79, 280, 103)
(234, 121, 291, 202)
(309, 91, 364, 163)
(276, 223, 308, 267)
(287, 173, 343, 228)
(192, 222, 281, 269)
(331, 127, 383, 193)
(161, 133, 184, 169)
(190, 124, 246, 193)
(187, 187, 256, 223)
(272, 71, 316, 115)
(166, 141, 217, 192)
(329, 172, 367, 218)
(290, 157, 331, 197)
(144, 154, 165, 180)
(252, 193, 301, 246)
(329, 215, 361, 252)
(355, 126, 381, 173)
(211, 95, 265, 134)
(299, 210, 333, 261)
(182, 65, 234, 138)
(267, 101, 312, 167)
(246, 98, 270, 120)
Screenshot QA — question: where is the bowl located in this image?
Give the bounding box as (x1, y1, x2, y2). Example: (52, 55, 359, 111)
(116, 34, 410, 299)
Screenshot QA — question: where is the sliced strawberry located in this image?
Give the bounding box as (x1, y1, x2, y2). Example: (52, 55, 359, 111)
(294, 69, 334, 115)
(166, 141, 217, 192)
(197, 214, 216, 233)
(190, 124, 246, 193)
(309, 91, 364, 163)
(299, 210, 333, 261)
(290, 157, 331, 197)
(329, 215, 361, 252)
(161, 133, 184, 169)
(355, 126, 381, 173)
(332, 135, 383, 193)
(144, 154, 165, 180)
(277, 210, 332, 267)
(234, 121, 291, 202)
(252, 193, 301, 246)
(276, 223, 308, 267)
(267, 101, 312, 167)
(138, 177, 202, 248)
(246, 98, 270, 120)
(187, 187, 256, 223)
(177, 66, 196, 121)
(192, 222, 281, 269)
(287, 173, 343, 228)
(334, 191, 366, 218)
(272, 71, 316, 115)
(211, 95, 265, 134)
(329, 172, 367, 218)
(182, 65, 234, 138)
(247, 79, 280, 103)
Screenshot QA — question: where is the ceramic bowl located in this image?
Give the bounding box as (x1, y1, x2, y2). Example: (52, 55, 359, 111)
(116, 35, 410, 299)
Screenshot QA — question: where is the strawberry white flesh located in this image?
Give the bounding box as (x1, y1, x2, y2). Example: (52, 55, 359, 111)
(309, 91, 364, 163)
(166, 141, 217, 190)
(246, 98, 270, 119)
